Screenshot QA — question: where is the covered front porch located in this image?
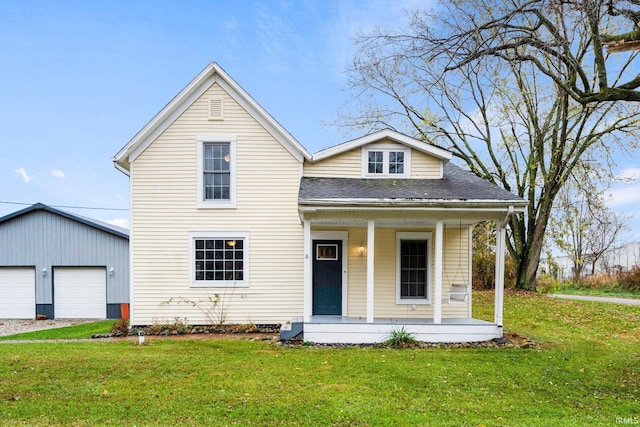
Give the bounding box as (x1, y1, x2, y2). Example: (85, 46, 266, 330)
(292, 208, 514, 344)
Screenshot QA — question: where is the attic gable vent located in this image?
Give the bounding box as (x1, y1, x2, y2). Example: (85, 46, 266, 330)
(208, 97, 224, 120)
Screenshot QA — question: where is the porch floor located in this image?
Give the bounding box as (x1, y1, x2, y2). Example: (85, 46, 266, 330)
(301, 316, 501, 344)
(307, 316, 491, 325)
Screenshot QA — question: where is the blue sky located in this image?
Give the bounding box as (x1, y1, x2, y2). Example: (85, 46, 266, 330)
(1, 0, 640, 242)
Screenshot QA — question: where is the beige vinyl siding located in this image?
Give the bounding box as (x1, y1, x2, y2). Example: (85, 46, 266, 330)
(411, 151, 442, 179)
(131, 83, 304, 325)
(442, 227, 471, 318)
(304, 149, 361, 178)
(346, 227, 367, 317)
(305, 140, 443, 179)
(319, 225, 470, 319)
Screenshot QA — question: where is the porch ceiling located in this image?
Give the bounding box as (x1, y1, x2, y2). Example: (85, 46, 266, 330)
(300, 208, 507, 226)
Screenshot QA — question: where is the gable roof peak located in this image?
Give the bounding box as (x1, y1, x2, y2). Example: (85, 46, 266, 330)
(113, 61, 312, 173)
(311, 129, 452, 163)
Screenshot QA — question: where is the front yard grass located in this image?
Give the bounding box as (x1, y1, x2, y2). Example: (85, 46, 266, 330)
(0, 291, 638, 426)
(553, 284, 640, 299)
(0, 320, 115, 341)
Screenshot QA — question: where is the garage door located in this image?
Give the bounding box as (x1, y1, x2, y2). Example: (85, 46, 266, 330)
(54, 267, 106, 319)
(0, 267, 35, 319)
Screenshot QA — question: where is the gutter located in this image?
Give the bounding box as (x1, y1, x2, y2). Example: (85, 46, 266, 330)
(299, 199, 528, 210)
(112, 159, 130, 177)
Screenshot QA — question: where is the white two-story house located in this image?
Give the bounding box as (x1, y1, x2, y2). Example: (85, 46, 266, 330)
(114, 62, 526, 343)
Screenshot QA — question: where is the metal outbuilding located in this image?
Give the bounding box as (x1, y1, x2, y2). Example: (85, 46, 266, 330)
(0, 203, 129, 319)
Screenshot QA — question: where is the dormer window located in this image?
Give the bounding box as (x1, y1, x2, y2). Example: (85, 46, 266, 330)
(388, 151, 404, 174)
(362, 146, 410, 177)
(368, 151, 384, 174)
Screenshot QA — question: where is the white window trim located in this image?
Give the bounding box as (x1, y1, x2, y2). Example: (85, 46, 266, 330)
(361, 144, 411, 178)
(197, 135, 237, 208)
(396, 232, 432, 304)
(189, 231, 249, 288)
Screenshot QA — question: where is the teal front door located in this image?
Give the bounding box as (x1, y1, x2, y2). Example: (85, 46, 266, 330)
(312, 240, 342, 315)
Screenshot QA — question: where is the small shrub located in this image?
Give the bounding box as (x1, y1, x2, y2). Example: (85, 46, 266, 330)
(536, 274, 559, 294)
(238, 323, 258, 333)
(386, 326, 417, 348)
(144, 318, 191, 336)
(162, 293, 233, 326)
(111, 318, 130, 336)
(618, 266, 640, 292)
(581, 273, 618, 289)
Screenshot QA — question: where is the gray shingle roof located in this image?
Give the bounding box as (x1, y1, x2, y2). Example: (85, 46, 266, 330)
(299, 163, 525, 205)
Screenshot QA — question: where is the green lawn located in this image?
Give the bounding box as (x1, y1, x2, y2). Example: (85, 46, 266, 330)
(553, 285, 640, 299)
(0, 320, 115, 341)
(0, 291, 638, 426)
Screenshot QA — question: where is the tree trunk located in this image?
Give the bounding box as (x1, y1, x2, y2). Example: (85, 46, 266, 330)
(514, 232, 545, 290)
(513, 199, 553, 291)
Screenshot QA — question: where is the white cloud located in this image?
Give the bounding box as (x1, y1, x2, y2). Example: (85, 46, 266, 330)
(326, 0, 435, 80)
(608, 183, 640, 207)
(15, 167, 32, 183)
(51, 169, 65, 178)
(106, 218, 129, 229)
(616, 167, 640, 181)
(610, 166, 640, 208)
(224, 17, 239, 32)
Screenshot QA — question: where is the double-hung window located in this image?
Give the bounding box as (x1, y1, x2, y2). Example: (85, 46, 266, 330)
(396, 232, 431, 304)
(363, 146, 409, 177)
(190, 232, 248, 287)
(203, 143, 230, 200)
(197, 135, 236, 208)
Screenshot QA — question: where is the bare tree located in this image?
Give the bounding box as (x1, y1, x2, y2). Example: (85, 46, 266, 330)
(424, 0, 640, 104)
(342, 1, 640, 289)
(550, 171, 628, 281)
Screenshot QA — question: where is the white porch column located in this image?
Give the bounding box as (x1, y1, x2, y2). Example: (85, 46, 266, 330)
(303, 219, 312, 323)
(433, 220, 444, 324)
(494, 222, 506, 327)
(366, 220, 375, 323)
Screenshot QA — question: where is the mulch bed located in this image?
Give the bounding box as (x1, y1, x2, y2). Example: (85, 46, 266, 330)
(95, 324, 536, 349)
(280, 332, 536, 349)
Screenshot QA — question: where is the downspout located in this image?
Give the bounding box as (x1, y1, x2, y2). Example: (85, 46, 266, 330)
(501, 205, 514, 229)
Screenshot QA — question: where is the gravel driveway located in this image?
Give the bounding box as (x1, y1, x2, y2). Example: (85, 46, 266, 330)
(0, 319, 96, 337)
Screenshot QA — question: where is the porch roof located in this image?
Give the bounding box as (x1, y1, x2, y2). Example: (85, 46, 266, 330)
(299, 163, 526, 209)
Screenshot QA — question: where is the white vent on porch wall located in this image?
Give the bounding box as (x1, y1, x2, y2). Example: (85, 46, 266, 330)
(208, 97, 224, 120)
